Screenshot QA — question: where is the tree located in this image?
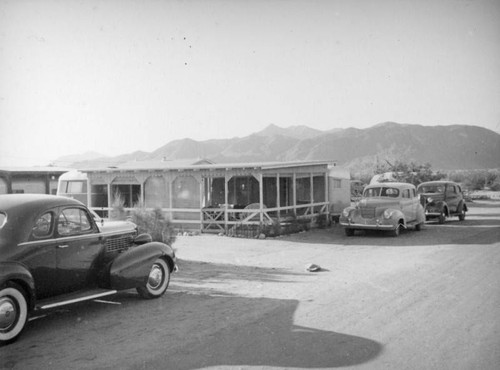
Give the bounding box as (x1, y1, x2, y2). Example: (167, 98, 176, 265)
(375, 160, 446, 186)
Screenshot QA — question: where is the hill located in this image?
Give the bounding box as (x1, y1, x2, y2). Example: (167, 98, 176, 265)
(56, 122, 500, 171)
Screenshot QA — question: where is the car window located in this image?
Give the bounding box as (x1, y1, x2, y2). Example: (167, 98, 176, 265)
(412, 189, 416, 198)
(57, 208, 93, 236)
(402, 189, 410, 198)
(447, 185, 457, 194)
(363, 187, 381, 197)
(419, 185, 443, 193)
(381, 187, 399, 197)
(0, 212, 6, 229)
(363, 187, 400, 197)
(32, 212, 54, 239)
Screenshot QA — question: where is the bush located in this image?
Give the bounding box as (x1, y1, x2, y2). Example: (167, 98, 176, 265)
(129, 207, 176, 246)
(110, 191, 127, 220)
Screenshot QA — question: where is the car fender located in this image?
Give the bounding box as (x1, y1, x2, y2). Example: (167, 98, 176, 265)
(416, 204, 425, 224)
(109, 242, 175, 290)
(0, 261, 36, 310)
(429, 200, 447, 212)
(387, 208, 405, 226)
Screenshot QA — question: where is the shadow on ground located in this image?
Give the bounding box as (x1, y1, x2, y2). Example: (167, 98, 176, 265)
(1, 263, 382, 370)
(138, 294, 383, 370)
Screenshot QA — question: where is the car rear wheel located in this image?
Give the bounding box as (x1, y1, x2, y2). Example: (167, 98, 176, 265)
(344, 228, 355, 237)
(137, 258, 170, 299)
(0, 282, 28, 345)
(415, 222, 422, 231)
(458, 208, 466, 221)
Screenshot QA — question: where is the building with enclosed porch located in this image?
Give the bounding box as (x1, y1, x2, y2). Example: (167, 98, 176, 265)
(58, 159, 350, 235)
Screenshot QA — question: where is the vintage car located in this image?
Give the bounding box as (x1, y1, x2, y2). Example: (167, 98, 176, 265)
(340, 182, 425, 237)
(0, 194, 177, 344)
(417, 181, 467, 223)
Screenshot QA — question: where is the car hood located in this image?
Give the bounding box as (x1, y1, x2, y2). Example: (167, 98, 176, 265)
(97, 220, 137, 234)
(358, 198, 401, 209)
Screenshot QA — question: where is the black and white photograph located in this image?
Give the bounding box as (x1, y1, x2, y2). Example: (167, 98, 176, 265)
(1, 0, 499, 369)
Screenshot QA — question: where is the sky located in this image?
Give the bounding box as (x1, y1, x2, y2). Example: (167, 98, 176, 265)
(1, 0, 499, 167)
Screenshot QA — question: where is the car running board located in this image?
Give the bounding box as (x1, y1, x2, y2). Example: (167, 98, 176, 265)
(36, 288, 118, 310)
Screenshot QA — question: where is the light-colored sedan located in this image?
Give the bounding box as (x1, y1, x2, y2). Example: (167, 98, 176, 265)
(340, 182, 425, 237)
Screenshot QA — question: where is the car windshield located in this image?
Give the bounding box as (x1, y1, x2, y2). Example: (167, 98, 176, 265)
(418, 185, 444, 193)
(363, 187, 399, 198)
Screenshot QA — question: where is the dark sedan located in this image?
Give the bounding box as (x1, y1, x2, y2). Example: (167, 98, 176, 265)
(0, 194, 177, 344)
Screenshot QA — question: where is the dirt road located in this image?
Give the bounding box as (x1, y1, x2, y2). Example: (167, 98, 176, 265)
(1, 200, 499, 369)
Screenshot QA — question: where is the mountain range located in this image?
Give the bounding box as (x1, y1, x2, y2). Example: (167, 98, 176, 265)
(54, 122, 500, 171)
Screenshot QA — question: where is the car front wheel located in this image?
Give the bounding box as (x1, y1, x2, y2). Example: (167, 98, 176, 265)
(0, 282, 28, 345)
(438, 211, 446, 224)
(391, 225, 400, 237)
(137, 258, 170, 299)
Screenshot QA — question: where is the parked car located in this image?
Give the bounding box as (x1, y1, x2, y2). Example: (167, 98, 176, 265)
(340, 182, 425, 237)
(0, 194, 177, 344)
(417, 181, 467, 223)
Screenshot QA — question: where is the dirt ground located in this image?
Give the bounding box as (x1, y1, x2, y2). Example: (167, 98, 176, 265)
(1, 200, 499, 370)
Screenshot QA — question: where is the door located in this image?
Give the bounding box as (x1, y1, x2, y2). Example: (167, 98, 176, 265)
(21, 210, 58, 299)
(445, 184, 460, 213)
(55, 207, 103, 294)
(400, 188, 416, 222)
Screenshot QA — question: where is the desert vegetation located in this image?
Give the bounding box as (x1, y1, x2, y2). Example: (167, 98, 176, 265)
(110, 191, 176, 245)
(351, 160, 500, 197)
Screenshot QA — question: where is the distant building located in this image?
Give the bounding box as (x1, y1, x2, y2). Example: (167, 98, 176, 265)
(0, 167, 70, 195)
(57, 159, 350, 234)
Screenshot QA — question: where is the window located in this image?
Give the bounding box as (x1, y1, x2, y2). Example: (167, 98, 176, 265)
(331, 179, 342, 189)
(402, 189, 411, 198)
(0, 212, 7, 229)
(32, 212, 53, 238)
(57, 208, 92, 236)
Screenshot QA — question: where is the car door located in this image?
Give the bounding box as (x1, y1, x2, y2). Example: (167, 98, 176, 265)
(20, 210, 58, 300)
(400, 188, 416, 222)
(445, 184, 460, 213)
(55, 206, 104, 294)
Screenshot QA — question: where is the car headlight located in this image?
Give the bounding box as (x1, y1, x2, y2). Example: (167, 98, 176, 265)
(342, 208, 352, 217)
(383, 209, 395, 219)
(427, 197, 433, 204)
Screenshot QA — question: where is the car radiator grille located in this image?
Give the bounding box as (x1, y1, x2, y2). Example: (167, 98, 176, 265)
(360, 207, 376, 219)
(105, 234, 134, 253)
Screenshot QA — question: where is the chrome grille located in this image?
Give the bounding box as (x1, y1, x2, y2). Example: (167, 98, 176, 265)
(105, 234, 134, 253)
(360, 207, 376, 219)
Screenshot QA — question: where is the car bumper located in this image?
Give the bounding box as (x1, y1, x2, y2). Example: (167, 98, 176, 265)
(340, 218, 397, 230)
(424, 211, 441, 217)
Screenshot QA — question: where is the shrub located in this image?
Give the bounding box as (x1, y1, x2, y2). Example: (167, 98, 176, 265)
(129, 207, 176, 246)
(110, 191, 127, 220)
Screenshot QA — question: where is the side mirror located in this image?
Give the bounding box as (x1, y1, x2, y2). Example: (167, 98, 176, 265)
(134, 233, 153, 245)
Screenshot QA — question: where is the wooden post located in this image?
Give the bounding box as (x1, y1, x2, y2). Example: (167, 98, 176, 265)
(259, 172, 264, 224)
(325, 172, 329, 221)
(199, 177, 204, 232)
(276, 173, 280, 222)
(224, 174, 229, 233)
(86, 176, 91, 208)
(293, 172, 297, 216)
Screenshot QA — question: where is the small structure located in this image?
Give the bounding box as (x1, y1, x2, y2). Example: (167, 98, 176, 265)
(58, 159, 350, 235)
(0, 167, 69, 195)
